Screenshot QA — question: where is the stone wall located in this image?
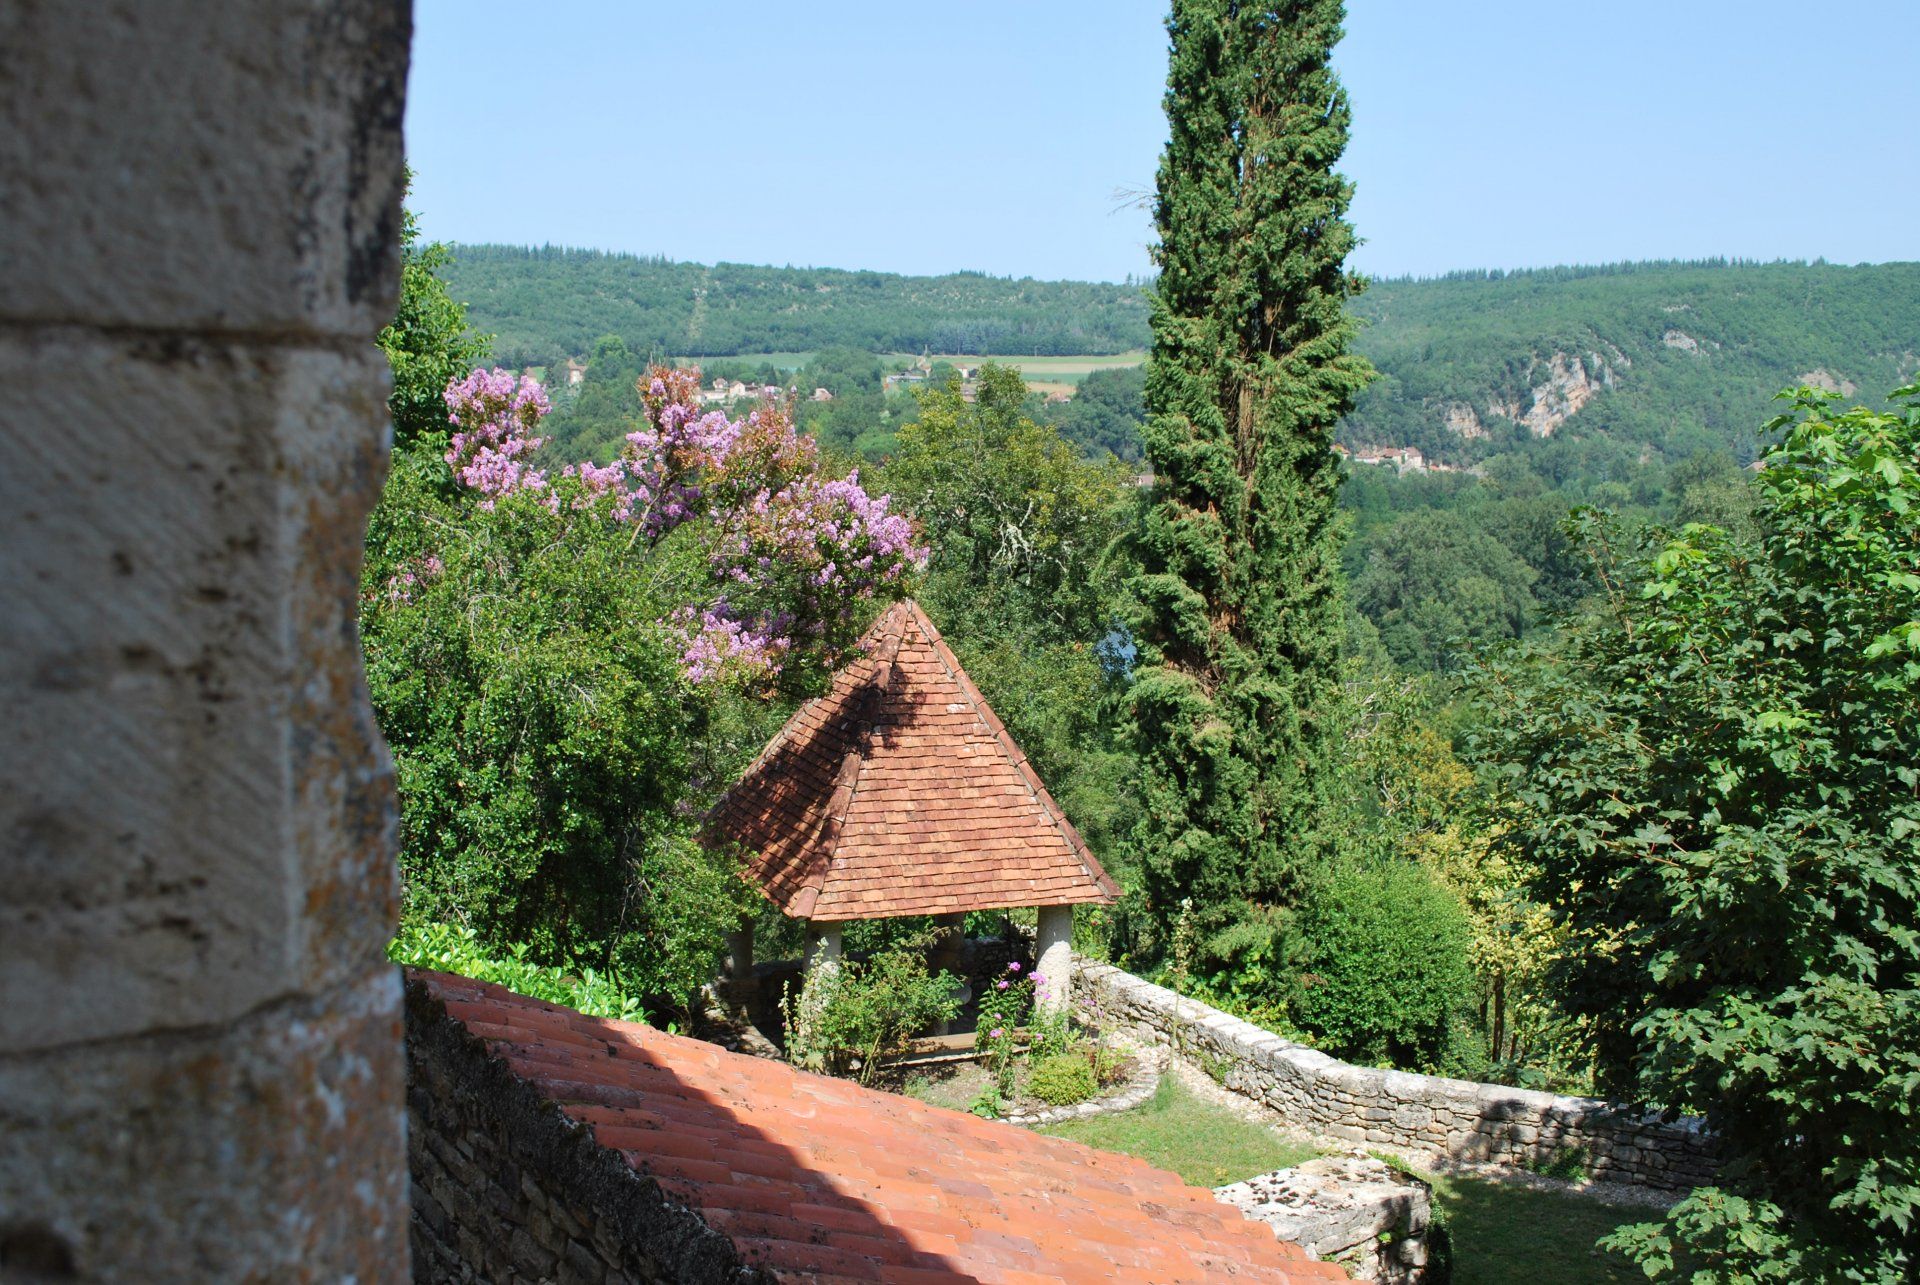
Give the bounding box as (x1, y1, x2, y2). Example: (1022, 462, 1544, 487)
(1216, 1156, 1436, 1285)
(405, 977, 777, 1284)
(0, 2, 414, 1277)
(1079, 960, 1717, 1190)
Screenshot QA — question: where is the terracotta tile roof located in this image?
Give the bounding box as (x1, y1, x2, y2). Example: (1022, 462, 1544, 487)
(414, 969, 1347, 1284)
(707, 600, 1119, 922)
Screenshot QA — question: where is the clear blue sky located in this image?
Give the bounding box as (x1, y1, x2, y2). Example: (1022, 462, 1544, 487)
(405, 1, 1918, 283)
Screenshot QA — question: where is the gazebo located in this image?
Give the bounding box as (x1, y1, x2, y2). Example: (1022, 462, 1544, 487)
(706, 599, 1118, 1017)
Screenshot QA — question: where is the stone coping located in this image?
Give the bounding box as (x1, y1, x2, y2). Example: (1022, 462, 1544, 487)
(1077, 958, 1718, 1191)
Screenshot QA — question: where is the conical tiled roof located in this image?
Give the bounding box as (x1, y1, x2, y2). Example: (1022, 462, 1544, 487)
(706, 600, 1119, 922)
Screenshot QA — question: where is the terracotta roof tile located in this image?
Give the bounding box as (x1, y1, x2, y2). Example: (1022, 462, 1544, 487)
(414, 970, 1345, 1283)
(706, 600, 1120, 922)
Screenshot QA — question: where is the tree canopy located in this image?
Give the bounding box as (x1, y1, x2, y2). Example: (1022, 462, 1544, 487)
(1472, 384, 1920, 1279)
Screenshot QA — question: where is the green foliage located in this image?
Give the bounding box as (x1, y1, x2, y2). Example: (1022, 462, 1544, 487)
(376, 194, 489, 457)
(1471, 385, 1920, 1278)
(880, 365, 1138, 866)
(364, 472, 758, 1012)
(1027, 1053, 1098, 1106)
(1345, 260, 1920, 470)
(780, 937, 963, 1086)
(1328, 674, 1574, 1083)
(1289, 860, 1477, 1070)
(1043, 363, 1148, 461)
(888, 365, 1130, 643)
(540, 333, 647, 462)
(440, 246, 1152, 366)
(794, 345, 896, 460)
(1123, 0, 1377, 946)
(1349, 509, 1540, 672)
(388, 921, 649, 1024)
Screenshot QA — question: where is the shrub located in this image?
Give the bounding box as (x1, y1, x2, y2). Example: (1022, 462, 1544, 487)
(1028, 1053, 1098, 1106)
(1290, 860, 1476, 1070)
(781, 934, 962, 1085)
(1475, 384, 1920, 1279)
(389, 921, 649, 1024)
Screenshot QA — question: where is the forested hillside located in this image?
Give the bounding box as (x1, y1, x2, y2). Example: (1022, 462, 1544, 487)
(449, 250, 1918, 468)
(441, 245, 1151, 363)
(1346, 259, 1920, 466)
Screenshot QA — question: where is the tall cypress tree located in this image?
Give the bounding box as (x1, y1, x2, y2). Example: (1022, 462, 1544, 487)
(1126, 0, 1373, 942)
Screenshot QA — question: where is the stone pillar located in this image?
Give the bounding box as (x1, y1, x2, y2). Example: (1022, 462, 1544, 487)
(723, 917, 757, 981)
(0, 2, 413, 1279)
(805, 923, 845, 976)
(1036, 904, 1076, 1022)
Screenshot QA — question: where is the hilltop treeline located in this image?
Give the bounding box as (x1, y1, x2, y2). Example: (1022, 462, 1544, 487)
(450, 250, 1919, 478)
(441, 245, 1152, 363)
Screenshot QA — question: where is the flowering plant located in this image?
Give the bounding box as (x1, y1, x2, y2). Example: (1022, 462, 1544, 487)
(975, 960, 1034, 1095)
(362, 361, 920, 1011)
(443, 367, 551, 504)
(435, 364, 924, 688)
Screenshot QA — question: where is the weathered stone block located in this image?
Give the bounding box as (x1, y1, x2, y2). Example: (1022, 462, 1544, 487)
(0, 965, 405, 1279)
(0, 333, 397, 1051)
(1217, 1156, 1434, 1284)
(0, 0, 410, 336)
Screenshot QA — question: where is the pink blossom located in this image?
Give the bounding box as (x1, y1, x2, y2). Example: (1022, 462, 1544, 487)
(443, 367, 551, 504)
(436, 363, 926, 687)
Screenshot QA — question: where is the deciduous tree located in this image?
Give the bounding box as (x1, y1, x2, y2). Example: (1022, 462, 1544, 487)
(1473, 385, 1920, 1279)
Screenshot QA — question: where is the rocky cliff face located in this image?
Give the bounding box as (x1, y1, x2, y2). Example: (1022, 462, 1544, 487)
(1799, 368, 1858, 397)
(1446, 349, 1619, 440)
(1442, 402, 1488, 440)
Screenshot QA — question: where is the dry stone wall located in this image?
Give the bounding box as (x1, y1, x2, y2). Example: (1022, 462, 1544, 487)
(405, 978, 777, 1285)
(1216, 1156, 1435, 1285)
(1079, 960, 1717, 1190)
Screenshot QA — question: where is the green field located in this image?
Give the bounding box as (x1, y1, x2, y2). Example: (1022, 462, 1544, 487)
(685, 351, 1147, 388)
(925, 351, 1146, 387)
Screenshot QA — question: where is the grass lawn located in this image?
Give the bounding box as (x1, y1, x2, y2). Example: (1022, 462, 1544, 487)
(1426, 1170, 1652, 1285)
(1038, 1079, 1319, 1188)
(1037, 1078, 1654, 1284)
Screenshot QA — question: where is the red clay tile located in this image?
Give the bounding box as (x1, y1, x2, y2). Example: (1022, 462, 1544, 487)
(704, 601, 1120, 922)
(413, 969, 1342, 1283)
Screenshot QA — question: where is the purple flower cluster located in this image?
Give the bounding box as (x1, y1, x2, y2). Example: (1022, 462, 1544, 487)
(670, 601, 795, 685)
(440, 364, 926, 687)
(443, 368, 551, 507)
(381, 553, 445, 606)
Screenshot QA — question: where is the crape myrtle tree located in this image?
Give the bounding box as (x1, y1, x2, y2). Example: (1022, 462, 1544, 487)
(1472, 385, 1920, 1280)
(1125, 0, 1374, 947)
(363, 337, 923, 1010)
